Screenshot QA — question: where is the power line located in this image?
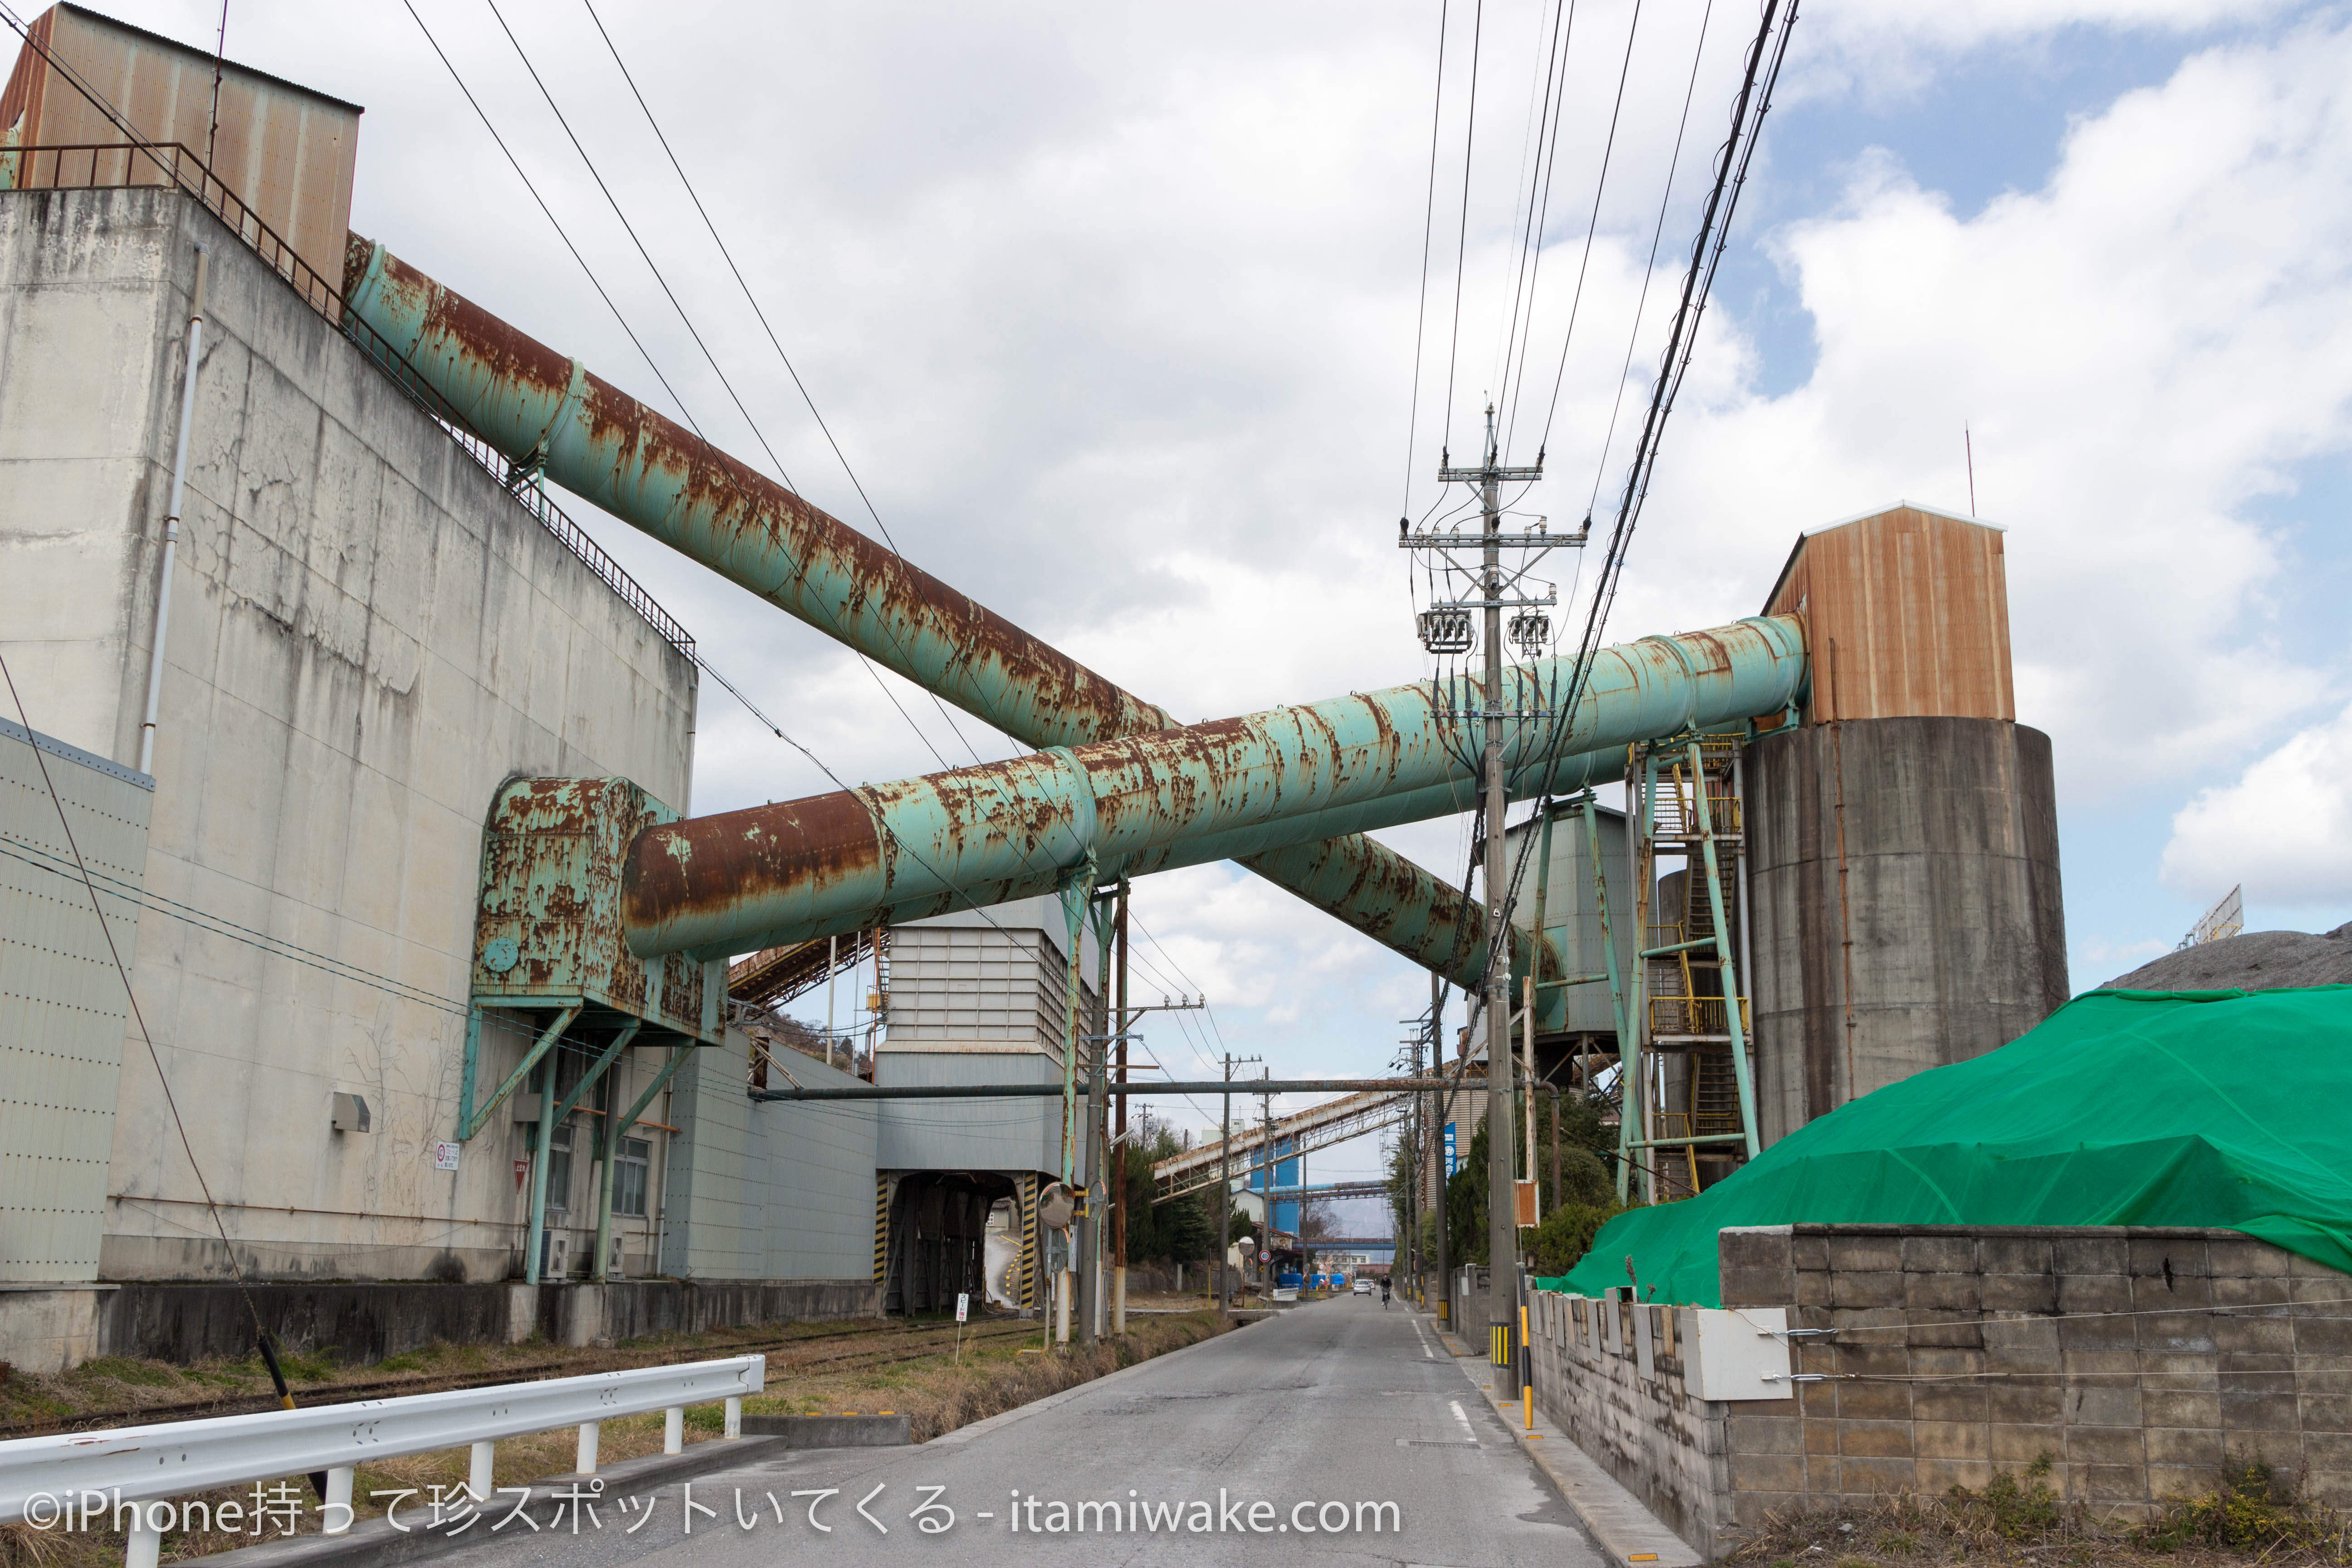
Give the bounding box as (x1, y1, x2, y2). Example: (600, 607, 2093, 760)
(1494, 0, 1575, 450)
(482, 0, 800, 491)
(1534, 0, 1646, 460)
(397, 0, 710, 442)
(1584, 0, 1715, 521)
(1499, 0, 1588, 456)
(1437, 0, 1487, 464)
(1399, 0, 1452, 519)
(1490, 0, 1796, 1019)
(573, 0, 1013, 781)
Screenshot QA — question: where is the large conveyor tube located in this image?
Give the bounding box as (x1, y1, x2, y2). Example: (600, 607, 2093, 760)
(623, 617, 1804, 960)
(342, 237, 1549, 993)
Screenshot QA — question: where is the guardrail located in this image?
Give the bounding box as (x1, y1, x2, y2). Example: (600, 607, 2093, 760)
(0, 1354, 764, 1566)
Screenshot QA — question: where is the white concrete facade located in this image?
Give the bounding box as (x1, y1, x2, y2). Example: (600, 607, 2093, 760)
(0, 185, 698, 1286)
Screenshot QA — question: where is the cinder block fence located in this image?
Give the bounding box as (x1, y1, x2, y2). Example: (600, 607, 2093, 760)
(1528, 1225, 2352, 1559)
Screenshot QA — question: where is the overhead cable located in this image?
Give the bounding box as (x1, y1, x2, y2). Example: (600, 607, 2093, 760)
(397, 0, 710, 442)
(1398, 0, 1453, 520)
(1437, 0, 1487, 461)
(482, 0, 800, 491)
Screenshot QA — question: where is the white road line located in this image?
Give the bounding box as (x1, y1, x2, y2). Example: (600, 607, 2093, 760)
(1410, 1319, 1438, 1359)
(1448, 1399, 1475, 1439)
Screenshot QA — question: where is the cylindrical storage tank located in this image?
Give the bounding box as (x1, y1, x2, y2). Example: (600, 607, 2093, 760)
(1746, 715, 2068, 1145)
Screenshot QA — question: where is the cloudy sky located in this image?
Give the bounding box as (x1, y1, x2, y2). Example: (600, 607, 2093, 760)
(96, 0, 2352, 1186)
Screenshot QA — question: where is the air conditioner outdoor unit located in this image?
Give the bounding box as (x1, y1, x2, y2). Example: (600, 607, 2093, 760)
(608, 1235, 626, 1279)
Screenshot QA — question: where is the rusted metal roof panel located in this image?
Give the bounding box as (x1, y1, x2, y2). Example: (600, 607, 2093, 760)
(1764, 503, 2014, 723)
(0, 4, 359, 286)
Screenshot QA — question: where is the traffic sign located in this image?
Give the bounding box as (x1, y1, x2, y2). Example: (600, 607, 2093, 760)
(1259, 1250, 1271, 1263)
(956, 1292, 970, 1323)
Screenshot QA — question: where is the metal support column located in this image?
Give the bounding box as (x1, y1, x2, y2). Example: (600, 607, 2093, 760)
(1583, 795, 1632, 1186)
(1687, 739, 1761, 1158)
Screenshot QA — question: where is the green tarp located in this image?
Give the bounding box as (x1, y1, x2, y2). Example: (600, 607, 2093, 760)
(1553, 986, 2352, 1305)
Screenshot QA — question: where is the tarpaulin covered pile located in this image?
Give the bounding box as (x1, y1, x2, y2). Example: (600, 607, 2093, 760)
(1550, 987, 2352, 1305)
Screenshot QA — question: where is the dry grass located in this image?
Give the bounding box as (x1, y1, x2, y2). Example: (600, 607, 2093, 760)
(1723, 1454, 2352, 1568)
(0, 1311, 1231, 1568)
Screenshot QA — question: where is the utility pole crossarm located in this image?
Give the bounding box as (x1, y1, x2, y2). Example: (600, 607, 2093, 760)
(1437, 465, 1544, 482)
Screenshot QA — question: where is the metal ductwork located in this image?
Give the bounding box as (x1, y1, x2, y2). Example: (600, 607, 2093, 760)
(341, 236, 1557, 992)
(622, 617, 1806, 960)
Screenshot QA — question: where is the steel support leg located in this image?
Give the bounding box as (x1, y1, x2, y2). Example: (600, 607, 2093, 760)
(1687, 740, 1761, 1159)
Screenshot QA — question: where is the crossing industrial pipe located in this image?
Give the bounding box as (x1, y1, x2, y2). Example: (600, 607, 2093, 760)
(341, 237, 1554, 992)
(622, 616, 1805, 960)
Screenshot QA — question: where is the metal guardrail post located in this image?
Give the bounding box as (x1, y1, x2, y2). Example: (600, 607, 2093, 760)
(0, 1356, 766, 1525)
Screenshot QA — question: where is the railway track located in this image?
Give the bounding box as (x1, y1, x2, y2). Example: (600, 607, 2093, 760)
(0, 1317, 1045, 1439)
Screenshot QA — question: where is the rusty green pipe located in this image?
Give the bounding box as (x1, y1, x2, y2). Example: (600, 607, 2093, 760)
(340, 236, 1551, 993)
(622, 617, 1804, 960)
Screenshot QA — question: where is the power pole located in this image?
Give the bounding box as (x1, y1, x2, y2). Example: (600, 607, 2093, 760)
(1430, 976, 1448, 1331)
(1258, 1075, 1274, 1290)
(1415, 402, 1553, 1395)
(1112, 878, 1130, 1334)
(1219, 1058, 1232, 1316)
(1215, 1053, 1258, 1316)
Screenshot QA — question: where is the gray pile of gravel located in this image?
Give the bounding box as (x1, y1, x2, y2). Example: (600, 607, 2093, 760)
(2102, 920, 2352, 993)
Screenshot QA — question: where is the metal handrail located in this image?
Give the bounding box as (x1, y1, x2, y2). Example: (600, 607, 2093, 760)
(0, 142, 693, 657)
(0, 1353, 764, 1560)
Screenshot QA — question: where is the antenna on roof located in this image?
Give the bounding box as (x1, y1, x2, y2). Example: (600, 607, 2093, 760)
(1965, 423, 1978, 516)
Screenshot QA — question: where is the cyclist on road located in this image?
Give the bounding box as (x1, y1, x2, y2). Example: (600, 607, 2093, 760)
(1380, 1278, 1391, 1308)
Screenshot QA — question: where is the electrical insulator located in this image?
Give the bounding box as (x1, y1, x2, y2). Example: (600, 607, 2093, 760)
(1508, 611, 1551, 657)
(1417, 608, 1473, 654)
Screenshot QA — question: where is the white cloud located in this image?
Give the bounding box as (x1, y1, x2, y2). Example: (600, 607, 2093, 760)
(1642, 18, 2352, 795)
(1788, 0, 2296, 104)
(2162, 699, 2352, 911)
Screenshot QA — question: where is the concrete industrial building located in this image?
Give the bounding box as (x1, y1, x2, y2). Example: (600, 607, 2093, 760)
(0, 4, 2078, 1382)
(0, 9, 906, 1370)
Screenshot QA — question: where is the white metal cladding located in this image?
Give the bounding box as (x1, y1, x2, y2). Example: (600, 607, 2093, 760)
(884, 917, 1097, 1058)
(873, 1050, 1061, 1175)
(0, 1354, 764, 1523)
(0, 718, 152, 1282)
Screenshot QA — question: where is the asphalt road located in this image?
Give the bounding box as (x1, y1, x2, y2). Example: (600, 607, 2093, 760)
(441, 1297, 1604, 1567)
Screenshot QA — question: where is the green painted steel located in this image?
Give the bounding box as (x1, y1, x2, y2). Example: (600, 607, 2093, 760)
(471, 778, 720, 1044)
(341, 240, 1564, 993)
(1550, 987, 2352, 1304)
(622, 616, 1805, 961)
(343, 240, 1173, 750)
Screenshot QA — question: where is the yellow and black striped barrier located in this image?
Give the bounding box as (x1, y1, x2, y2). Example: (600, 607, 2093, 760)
(1020, 1175, 1040, 1310)
(872, 1175, 891, 1283)
(1490, 1320, 1517, 1368)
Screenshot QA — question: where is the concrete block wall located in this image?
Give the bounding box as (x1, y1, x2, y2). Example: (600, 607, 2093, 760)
(1528, 1289, 1732, 1552)
(1529, 1224, 2352, 1559)
(1718, 1225, 2352, 1520)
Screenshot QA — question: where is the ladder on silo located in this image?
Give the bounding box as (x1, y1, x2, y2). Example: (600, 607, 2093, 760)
(1618, 734, 1760, 1205)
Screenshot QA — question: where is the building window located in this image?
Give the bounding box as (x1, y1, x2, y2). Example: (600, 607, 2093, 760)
(615, 1136, 652, 1218)
(545, 1121, 574, 1212)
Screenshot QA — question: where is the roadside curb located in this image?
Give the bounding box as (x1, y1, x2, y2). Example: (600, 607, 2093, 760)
(182, 1437, 791, 1568)
(741, 1412, 910, 1447)
(1446, 1356, 1703, 1568)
